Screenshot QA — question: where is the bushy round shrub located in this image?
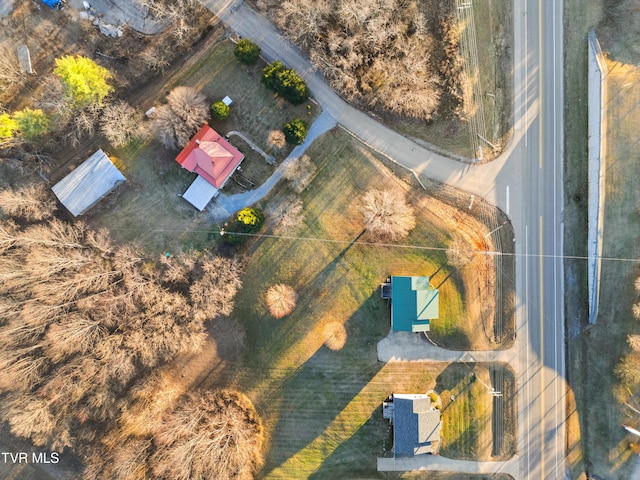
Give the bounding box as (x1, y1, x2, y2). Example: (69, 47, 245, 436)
(234, 39, 261, 65)
(262, 61, 309, 105)
(282, 118, 309, 145)
(211, 101, 230, 120)
(225, 207, 265, 245)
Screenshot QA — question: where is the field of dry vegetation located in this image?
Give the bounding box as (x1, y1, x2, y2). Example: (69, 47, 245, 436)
(564, 1, 640, 478)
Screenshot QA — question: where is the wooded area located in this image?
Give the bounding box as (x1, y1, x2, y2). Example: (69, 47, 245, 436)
(257, 0, 464, 120)
(0, 190, 264, 478)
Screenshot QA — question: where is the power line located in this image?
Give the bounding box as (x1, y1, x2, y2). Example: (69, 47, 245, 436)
(105, 226, 640, 264)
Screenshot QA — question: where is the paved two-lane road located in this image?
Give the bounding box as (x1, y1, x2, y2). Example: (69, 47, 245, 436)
(203, 0, 567, 478)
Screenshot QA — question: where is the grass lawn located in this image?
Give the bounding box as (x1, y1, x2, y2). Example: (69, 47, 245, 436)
(439, 363, 515, 461)
(570, 59, 640, 480)
(562, 0, 605, 478)
(84, 37, 320, 254)
(221, 129, 507, 478)
(85, 138, 213, 255)
(165, 39, 318, 163)
(391, 475, 513, 480)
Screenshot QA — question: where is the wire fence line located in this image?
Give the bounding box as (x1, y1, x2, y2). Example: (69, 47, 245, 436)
(455, 0, 489, 161)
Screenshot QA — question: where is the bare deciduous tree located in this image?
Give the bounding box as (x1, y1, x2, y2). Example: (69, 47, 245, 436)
(0, 47, 25, 88)
(100, 101, 142, 147)
(628, 334, 640, 352)
(265, 194, 304, 234)
(267, 129, 287, 153)
(446, 237, 476, 268)
(282, 154, 316, 193)
(68, 105, 102, 146)
(266, 284, 297, 318)
(0, 183, 55, 221)
(140, 46, 171, 72)
(360, 189, 416, 241)
(145, 0, 200, 46)
(167, 86, 209, 131)
(189, 256, 243, 322)
(272, 0, 447, 119)
(615, 354, 640, 385)
(151, 104, 192, 149)
(323, 321, 347, 350)
(150, 390, 263, 480)
(0, 217, 244, 452)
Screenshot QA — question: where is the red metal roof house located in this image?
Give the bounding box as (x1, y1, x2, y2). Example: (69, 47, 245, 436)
(176, 125, 244, 210)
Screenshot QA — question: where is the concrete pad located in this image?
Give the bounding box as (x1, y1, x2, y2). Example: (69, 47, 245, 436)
(377, 455, 519, 475)
(377, 330, 518, 364)
(67, 0, 168, 34)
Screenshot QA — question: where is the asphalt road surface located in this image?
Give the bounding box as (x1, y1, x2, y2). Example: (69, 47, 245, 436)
(203, 0, 567, 478)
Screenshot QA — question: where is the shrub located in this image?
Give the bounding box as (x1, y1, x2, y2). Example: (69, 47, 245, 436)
(282, 118, 309, 145)
(210, 101, 230, 120)
(262, 61, 309, 105)
(13, 108, 49, 140)
(234, 39, 261, 65)
(226, 207, 265, 245)
(0, 113, 17, 139)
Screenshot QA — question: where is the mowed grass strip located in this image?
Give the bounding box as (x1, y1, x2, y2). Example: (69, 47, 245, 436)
(226, 130, 491, 478)
(439, 363, 493, 460)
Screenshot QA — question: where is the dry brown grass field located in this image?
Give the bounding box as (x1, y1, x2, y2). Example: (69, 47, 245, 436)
(565, 0, 640, 476)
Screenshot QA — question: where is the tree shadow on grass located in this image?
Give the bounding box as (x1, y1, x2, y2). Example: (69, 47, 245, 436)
(307, 407, 389, 480)
(259, 292, 388, 478)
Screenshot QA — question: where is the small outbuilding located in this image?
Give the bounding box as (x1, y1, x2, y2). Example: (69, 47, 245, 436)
(16, 45, 33, 74)
(52, 149, 126, 217)
(176, 124, 244, 211)
(383, 393, 441, 456)
(388, 276, 439, 332)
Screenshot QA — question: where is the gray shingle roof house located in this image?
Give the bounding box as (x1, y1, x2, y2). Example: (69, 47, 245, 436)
(383, 393, 441, 456)
(52, 149, 126, 217)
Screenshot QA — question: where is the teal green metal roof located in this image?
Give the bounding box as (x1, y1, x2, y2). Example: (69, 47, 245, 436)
(391, 276, 439, 332)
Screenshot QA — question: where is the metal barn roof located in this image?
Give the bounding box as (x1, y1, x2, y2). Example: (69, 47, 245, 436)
(182, 175, 219, 211)
(52, 149, 125, 216)
(390, 276, 439, 332)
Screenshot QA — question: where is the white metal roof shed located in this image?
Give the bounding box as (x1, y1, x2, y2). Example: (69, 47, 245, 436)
(52, 149, 126, 217)
(182, 175, 219, 211)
